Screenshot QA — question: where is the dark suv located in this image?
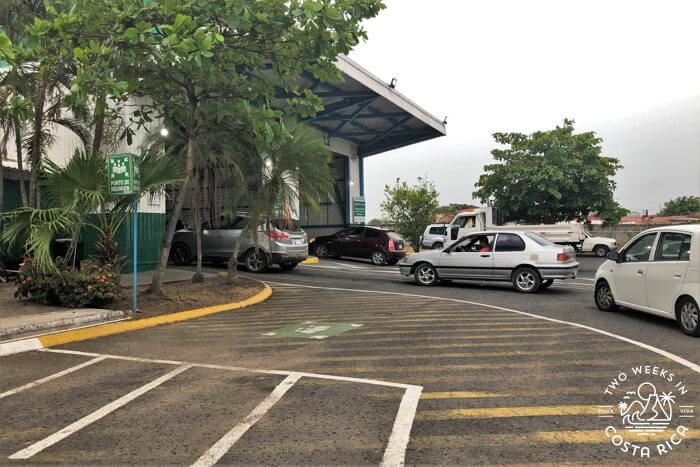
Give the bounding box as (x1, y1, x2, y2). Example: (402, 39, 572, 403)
(310, 226, 406, 265)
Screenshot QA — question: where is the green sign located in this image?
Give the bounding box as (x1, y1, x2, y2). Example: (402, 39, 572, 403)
(353, 196, 366, 224)
(263, 321, 363, 339)
(107, 153, 140, 196)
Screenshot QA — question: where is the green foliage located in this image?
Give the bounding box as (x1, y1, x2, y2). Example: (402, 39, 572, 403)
(658, 196, 700, 216)
(16, 258, 121, 307)
(381, 177, 439, 251)
(473, 119, 628, 225)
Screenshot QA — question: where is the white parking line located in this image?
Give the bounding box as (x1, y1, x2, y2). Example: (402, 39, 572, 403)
(21, 349, 422, 465)
(9, 364, 193, 460)
(0, 356, 107, 399)
(192, 374, 300, 467)
(382, 385, 422, 467)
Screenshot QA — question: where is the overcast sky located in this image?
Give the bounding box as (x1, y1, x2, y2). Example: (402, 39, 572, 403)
(349, 0, 700, 219)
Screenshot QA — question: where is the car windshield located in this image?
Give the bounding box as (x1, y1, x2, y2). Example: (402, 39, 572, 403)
(525, 232, 555, 246)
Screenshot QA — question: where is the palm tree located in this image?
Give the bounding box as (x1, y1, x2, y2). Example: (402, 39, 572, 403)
(226, 120, 335, 282)
(0, 148, 182, 272)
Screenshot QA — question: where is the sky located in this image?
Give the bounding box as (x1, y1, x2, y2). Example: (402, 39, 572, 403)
(349, 0, 700, 219)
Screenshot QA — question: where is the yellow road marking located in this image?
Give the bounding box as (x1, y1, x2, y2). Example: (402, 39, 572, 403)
(301, 256, 320, 264)
(38, 285, 272, 348)
(412, 429, 700, 447)
(416, 405, 600, 420)
(307, 346, 634, 362)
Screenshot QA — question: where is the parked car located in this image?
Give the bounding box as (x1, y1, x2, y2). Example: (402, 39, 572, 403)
(581, 231, 618, 257)
(594, 225, 699, 336)
(399, 230, 579, 292)
(310, 226, 406, 265)
(170, 217, 308, 273)
(421, 223, 448, 250)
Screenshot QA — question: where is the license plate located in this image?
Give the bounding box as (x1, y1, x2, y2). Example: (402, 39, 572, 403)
(293, 239, 304, 245)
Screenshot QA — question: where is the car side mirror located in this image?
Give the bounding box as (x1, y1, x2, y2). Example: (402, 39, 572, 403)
(607, 251, 621, 262)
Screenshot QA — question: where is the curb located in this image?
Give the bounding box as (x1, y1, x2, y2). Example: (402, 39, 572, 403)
(0, 309, 127, 337)
(301, 256, 319, 264)
(0, 283, 272, 357)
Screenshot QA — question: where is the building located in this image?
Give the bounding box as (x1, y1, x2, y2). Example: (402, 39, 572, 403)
(1, 56, 445, 270)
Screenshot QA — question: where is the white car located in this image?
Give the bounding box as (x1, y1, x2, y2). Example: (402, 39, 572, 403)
(399, 230, 579, 293)
(582, 231, 618, 257)
(420, 223, 448, 250)
(594, 225, 699, 336)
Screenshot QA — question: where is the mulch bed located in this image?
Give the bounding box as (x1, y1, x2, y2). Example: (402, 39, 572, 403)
(105, 276, 265, 317)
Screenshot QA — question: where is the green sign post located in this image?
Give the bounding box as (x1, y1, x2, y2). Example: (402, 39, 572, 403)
(352, 196, 366, 224)
(107, 153, 141, 314)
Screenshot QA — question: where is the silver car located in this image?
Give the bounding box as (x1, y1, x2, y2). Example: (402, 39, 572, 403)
(420, 223, 448, 250)
(171, 217, 308, 273)
(399, 230, 579, 293)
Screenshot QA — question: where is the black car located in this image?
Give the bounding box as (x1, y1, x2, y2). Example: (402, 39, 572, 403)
(310, 226, 406, 265)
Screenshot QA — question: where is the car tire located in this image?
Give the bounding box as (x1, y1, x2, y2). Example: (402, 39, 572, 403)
(512, 267, 541, 293)
(313, 244, 329, 258)
(676, 297, 699, 337)
(414, 263, 438, 286)
(594, 280, 619, 312)
(370, 250, 387, 265)
(433, 242, 443, 250)
(594, 245, 610, 257)
(279, 262, 298, 272)
(540, 279, 554, 289)
(171, 243, 192, 266)
(244, 249, 268, 273)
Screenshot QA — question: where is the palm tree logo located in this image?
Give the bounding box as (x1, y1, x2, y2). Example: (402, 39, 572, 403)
(619, 382, 675, 433)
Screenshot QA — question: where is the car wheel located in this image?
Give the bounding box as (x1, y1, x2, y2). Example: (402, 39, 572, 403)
(512, 267, 541, 293)
(677, 297, 699, 337)
(414, 263, 438, 286)
(371, 250, 387, 265)
(172, 244, 192, 266)
(594, 245, 610, 257)
(313, 244, 329, 258)
(594, 280, 619, 312)
(244, 249, 268, 273)
(279, 262, 298, 272)
(540, 279, 554, 289)
(433, 242, 443, 250)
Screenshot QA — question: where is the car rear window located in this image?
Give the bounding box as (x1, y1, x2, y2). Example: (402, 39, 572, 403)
(429, 226, 447, 235)
(495, 233, 526, 252)
(387, 232, 404, 241)
(524, 232, 555, 246)
(271, 218, 303, 231)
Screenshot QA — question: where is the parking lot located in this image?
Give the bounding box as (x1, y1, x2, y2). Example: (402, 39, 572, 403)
(1, 282, 698, 464)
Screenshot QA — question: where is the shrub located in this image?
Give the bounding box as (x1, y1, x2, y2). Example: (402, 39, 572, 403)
(15, 258, 121, 308)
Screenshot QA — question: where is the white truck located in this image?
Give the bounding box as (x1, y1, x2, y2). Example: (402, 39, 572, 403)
(447, 208, 618, 256)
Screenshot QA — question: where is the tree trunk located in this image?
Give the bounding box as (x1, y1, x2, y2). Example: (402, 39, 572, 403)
(13, 118, 29, 207)
(29, 83, 46, 208)
(149, 135, 196, 294)
(192, 169, 204, 283)
(92, 94, 106, 156)
(226, 237, 241, 285)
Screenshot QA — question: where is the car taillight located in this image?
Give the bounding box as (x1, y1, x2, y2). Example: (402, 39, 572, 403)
(557, 253, 570, 262)
(388, 239, 396, 251)
(265, 231, 289, 240)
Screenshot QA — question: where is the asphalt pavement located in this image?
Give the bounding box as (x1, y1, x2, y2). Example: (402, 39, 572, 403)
(1, 254, 698, 465)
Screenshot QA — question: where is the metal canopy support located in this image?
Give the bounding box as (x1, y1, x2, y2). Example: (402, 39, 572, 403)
(329, 98, 378, 137)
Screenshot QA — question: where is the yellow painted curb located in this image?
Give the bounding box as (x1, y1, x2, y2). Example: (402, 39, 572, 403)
(38, 284, 272, 348)
(301, 256, 319, 264)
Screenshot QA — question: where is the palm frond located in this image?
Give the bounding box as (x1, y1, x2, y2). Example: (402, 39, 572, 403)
(50, 116, 92, 154)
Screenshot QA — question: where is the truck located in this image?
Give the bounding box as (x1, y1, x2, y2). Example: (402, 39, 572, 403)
(446, 207, 618, 256)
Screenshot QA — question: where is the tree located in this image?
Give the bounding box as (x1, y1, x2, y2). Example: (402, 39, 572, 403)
(473, 119, 628, 225)
(658, 196, 700, 216)
(436, 203, 478, 216)
(56, 0, 384, 294)
(381, 177, 439, 251)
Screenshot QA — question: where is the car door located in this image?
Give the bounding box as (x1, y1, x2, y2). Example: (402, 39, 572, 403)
(359, 228, 382, 258)
(334, 227, 362, 257)
(613, 232, 658, 306)
(437, 234, 496, 279)
(491, 233, 527, 280)
(645, 232, 692, 314)
(218, 217, 248, 258)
